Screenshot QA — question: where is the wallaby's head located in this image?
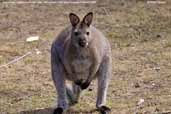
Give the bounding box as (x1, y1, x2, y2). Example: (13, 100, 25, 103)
(69, 12, 93, 48)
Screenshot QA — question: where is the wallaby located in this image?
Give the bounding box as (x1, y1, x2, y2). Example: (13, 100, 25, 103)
(51, 12, 112, 114)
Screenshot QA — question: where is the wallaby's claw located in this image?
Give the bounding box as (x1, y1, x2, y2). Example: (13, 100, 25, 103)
(53, 107, 63, 114)
(80, 82, 90, 90)
(98, 106, 111, 114)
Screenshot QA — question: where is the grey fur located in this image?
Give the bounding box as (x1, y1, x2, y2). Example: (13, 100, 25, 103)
(51, 12, 112, 113)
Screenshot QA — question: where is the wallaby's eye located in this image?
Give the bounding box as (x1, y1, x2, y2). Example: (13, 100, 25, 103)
(86, 32, 90, 35)
(74, 31, 79, 36)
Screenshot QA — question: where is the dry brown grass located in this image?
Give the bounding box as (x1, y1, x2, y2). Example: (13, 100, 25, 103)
(0, 0, 171, 114)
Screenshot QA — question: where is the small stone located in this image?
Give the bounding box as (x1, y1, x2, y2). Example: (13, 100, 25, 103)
(156, 34, 161, 38)
(134, 82, 140, 88)
(35, 49, 41, 55)
(88, 88, 93, 91)
(26, 36, 39, 42)
(154, 66, 160, 71)
(138, 99, 145, 105)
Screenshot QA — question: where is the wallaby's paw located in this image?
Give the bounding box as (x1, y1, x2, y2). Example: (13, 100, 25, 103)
(80, 82, 90, 90)
(98, 106, 111, 114)
(75, 79, 83, 86)
(74, 80, 90, 90)
(53, 107, 63, 114)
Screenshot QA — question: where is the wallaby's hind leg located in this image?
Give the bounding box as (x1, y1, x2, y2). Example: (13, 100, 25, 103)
(51, 45, 69, 114)
(96, 56, 112, 114)
(66, 83, 81, 106)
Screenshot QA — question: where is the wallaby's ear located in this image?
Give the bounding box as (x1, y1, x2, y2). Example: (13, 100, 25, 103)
(69, 13, 80, 27)
(82, 12, 93, 26)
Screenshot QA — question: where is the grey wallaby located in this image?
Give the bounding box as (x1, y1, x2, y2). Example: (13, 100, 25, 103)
(51, 12, 112, 114)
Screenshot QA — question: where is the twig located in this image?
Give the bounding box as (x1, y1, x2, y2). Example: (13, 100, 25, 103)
(0, 51, 32, 68)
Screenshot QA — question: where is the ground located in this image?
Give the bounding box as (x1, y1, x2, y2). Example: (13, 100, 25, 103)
(0, 0, 171, 114)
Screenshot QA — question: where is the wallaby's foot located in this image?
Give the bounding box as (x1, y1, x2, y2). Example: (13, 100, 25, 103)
(98, 106, 111, 114)
(53, 107, 63, 114)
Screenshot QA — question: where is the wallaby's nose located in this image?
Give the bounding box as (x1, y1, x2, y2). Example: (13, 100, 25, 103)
(78, 39, 87, 47)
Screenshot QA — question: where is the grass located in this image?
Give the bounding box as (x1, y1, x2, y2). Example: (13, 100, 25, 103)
(0, 0, 171, 114)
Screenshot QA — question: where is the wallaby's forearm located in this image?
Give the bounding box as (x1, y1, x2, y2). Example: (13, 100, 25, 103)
(86, 46, 101, 83)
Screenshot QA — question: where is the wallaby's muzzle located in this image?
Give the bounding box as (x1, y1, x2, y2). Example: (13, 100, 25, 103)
(78, 38, 88, 47)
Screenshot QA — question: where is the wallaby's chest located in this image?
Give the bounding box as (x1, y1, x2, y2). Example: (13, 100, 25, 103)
(64, 47, 93, 79)
(70, 56, 92, 74)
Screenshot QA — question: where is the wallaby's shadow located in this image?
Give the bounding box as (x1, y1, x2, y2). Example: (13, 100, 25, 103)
(18, 108, 54, 114)
(18, 107, 98, 114)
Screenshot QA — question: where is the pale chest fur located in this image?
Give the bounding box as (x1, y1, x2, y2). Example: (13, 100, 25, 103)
(71, 56, 92, 74)
(64, 47, 93, 81)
